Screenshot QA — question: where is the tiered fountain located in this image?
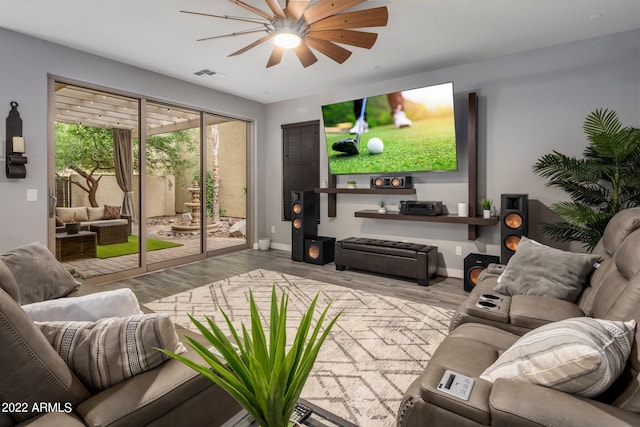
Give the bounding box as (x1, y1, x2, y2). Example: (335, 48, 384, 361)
(171, 181, 219, 234)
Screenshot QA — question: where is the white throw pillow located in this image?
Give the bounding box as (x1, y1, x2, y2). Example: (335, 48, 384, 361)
(480, 317, 635, 397)
(22, 288, 143, 322)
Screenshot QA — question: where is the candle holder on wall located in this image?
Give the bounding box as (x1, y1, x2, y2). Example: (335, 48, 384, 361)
(6, 101, 27, 179)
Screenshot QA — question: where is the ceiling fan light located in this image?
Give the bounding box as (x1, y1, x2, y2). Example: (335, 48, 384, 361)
(274, 31, 301, 49)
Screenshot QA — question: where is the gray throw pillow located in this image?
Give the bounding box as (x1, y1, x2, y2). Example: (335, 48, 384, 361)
(0, 242, 79, 304)
(494, 237, 600, 302)
(0, 259, 21, 304)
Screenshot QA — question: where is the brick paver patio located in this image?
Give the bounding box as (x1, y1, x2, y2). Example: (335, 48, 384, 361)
(64, 235, 246, 279)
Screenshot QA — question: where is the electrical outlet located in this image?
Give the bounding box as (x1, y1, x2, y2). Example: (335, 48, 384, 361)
(271, 225, 276, 234)
(455, 246, 462, 256)
(27, 189, 37, 201)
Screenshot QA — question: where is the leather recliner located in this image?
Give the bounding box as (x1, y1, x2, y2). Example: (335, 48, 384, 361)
(449, 207, 640, 335)
(397, 208, 640, 426)
(0, 283, 240, 427)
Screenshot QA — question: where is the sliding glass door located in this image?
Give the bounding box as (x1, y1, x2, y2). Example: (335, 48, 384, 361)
(204, 114, 247, 253)
(144, 102, 203, 266)
(52, 82, 142, 279)
(51, 80, 250, 282)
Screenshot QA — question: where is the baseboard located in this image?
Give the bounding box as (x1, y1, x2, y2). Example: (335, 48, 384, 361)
(253, 242, 290, 251)
(443, 267, 463, 279)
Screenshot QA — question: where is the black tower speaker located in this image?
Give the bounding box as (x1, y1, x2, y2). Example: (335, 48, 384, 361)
(464, 253, 500, 292)
(291, 190, 317, 262)
(500, 194, 528, 264)
(304, 236, 336, 265)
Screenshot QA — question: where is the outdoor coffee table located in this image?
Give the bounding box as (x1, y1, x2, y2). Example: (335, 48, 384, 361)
(55, 231, 97, 261)
(221, 398, 358, 427)
(89, 221, 129, 245)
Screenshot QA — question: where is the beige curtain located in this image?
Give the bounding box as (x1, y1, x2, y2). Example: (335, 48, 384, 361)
(112, 128, 135, 222)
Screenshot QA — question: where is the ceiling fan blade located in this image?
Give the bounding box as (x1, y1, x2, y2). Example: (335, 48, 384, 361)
(303, 0, 366, 25)
(267, 46, 285, 67)
(309, 6, 388, 31)
(180, 10, 267, 25)
(228, 0, 273, 20)
(284, 0, 310, 20)
(264, 0, 285, 18)
(305, 37, 352, 64)
(228, 33, 274, 56)
(294, 43, 318, 68)
(306, 29, 377, 49)
(197, 28, 267, 42)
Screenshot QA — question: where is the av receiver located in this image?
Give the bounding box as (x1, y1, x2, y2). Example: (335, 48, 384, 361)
(370, 176, 412, 189)
(399, 200, 443, 216)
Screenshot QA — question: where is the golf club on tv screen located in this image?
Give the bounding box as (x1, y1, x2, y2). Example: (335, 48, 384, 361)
(322, 82, 457, 175)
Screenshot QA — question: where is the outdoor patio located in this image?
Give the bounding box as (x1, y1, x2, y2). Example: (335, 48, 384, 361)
(62, 216, 246, 279)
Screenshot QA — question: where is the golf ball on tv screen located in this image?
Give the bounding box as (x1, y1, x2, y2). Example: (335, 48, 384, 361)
(367, 137, 384, 154)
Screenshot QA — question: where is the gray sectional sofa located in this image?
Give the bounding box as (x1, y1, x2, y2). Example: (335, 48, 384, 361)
(0, 242, 240, 427)
(398, 207, 640, 426)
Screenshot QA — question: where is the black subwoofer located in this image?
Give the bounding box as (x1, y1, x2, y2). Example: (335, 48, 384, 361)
(464, 253, 500, 292)
(291, 190, 317, 262)
(500, 194, 528, 264)
(304, 236, 336, 265)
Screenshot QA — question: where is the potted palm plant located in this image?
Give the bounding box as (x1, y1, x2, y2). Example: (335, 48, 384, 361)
(377, 200, 387, 213)
(158, 285, 341, 427)
(533, 109, 640, 250)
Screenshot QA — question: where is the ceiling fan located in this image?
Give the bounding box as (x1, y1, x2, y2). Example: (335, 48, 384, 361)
(181, 0, 388, 68)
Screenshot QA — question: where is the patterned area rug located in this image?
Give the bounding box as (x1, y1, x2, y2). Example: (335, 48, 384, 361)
(145, 269, 453, 426)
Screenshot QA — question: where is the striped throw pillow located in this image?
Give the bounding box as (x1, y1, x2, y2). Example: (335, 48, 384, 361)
(480, 317, 635, 397)
(36, 313, 186, 392)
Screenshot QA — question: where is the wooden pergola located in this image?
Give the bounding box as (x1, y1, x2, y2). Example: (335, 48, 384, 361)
(54, 83, 225, 136)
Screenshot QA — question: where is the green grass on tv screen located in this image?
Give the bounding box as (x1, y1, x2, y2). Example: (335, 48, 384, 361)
(326, 117, 457, 175)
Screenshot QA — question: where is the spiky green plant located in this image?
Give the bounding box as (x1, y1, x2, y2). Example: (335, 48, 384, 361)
(533, 109, 640, 251)
(158, 285, 341, 427)
(479, 198, 493, 210)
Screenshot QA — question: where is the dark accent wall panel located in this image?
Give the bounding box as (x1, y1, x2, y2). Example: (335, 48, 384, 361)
(282, 120, 320, 222)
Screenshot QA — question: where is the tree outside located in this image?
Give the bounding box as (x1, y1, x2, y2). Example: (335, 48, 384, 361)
(55, 123, 197, 207)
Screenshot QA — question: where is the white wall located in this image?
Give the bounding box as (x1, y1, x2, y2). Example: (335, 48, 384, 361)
(0, 28, 265, 251)
(262, 30, 640, 277)
(2, 28, 639, 276)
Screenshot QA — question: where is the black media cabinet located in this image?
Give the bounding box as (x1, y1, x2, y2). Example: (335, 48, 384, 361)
(334, 237, 438, 286)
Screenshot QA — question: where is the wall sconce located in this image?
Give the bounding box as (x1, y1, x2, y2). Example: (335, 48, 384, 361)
(5, 101, 27, 179)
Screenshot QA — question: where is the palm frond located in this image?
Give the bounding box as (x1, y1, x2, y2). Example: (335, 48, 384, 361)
(583, 108, 622, 142)
(533, 152, 598, 183)
(549, 201, 608, 225)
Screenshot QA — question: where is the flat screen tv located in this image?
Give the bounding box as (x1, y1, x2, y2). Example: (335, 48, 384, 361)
(321, 82, 457, 175)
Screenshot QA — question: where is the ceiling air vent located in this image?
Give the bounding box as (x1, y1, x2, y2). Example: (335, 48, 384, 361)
(194, 69, 217, 76)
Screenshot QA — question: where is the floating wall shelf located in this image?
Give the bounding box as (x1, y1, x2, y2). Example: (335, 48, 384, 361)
(354, 210, 499, 226)
(315, 188, 416, 195)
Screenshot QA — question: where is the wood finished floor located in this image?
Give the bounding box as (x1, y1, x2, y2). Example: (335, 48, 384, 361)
(96, 248, 469, 310)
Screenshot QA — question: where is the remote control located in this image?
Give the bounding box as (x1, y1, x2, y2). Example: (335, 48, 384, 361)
(290, 402, 312, 424)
